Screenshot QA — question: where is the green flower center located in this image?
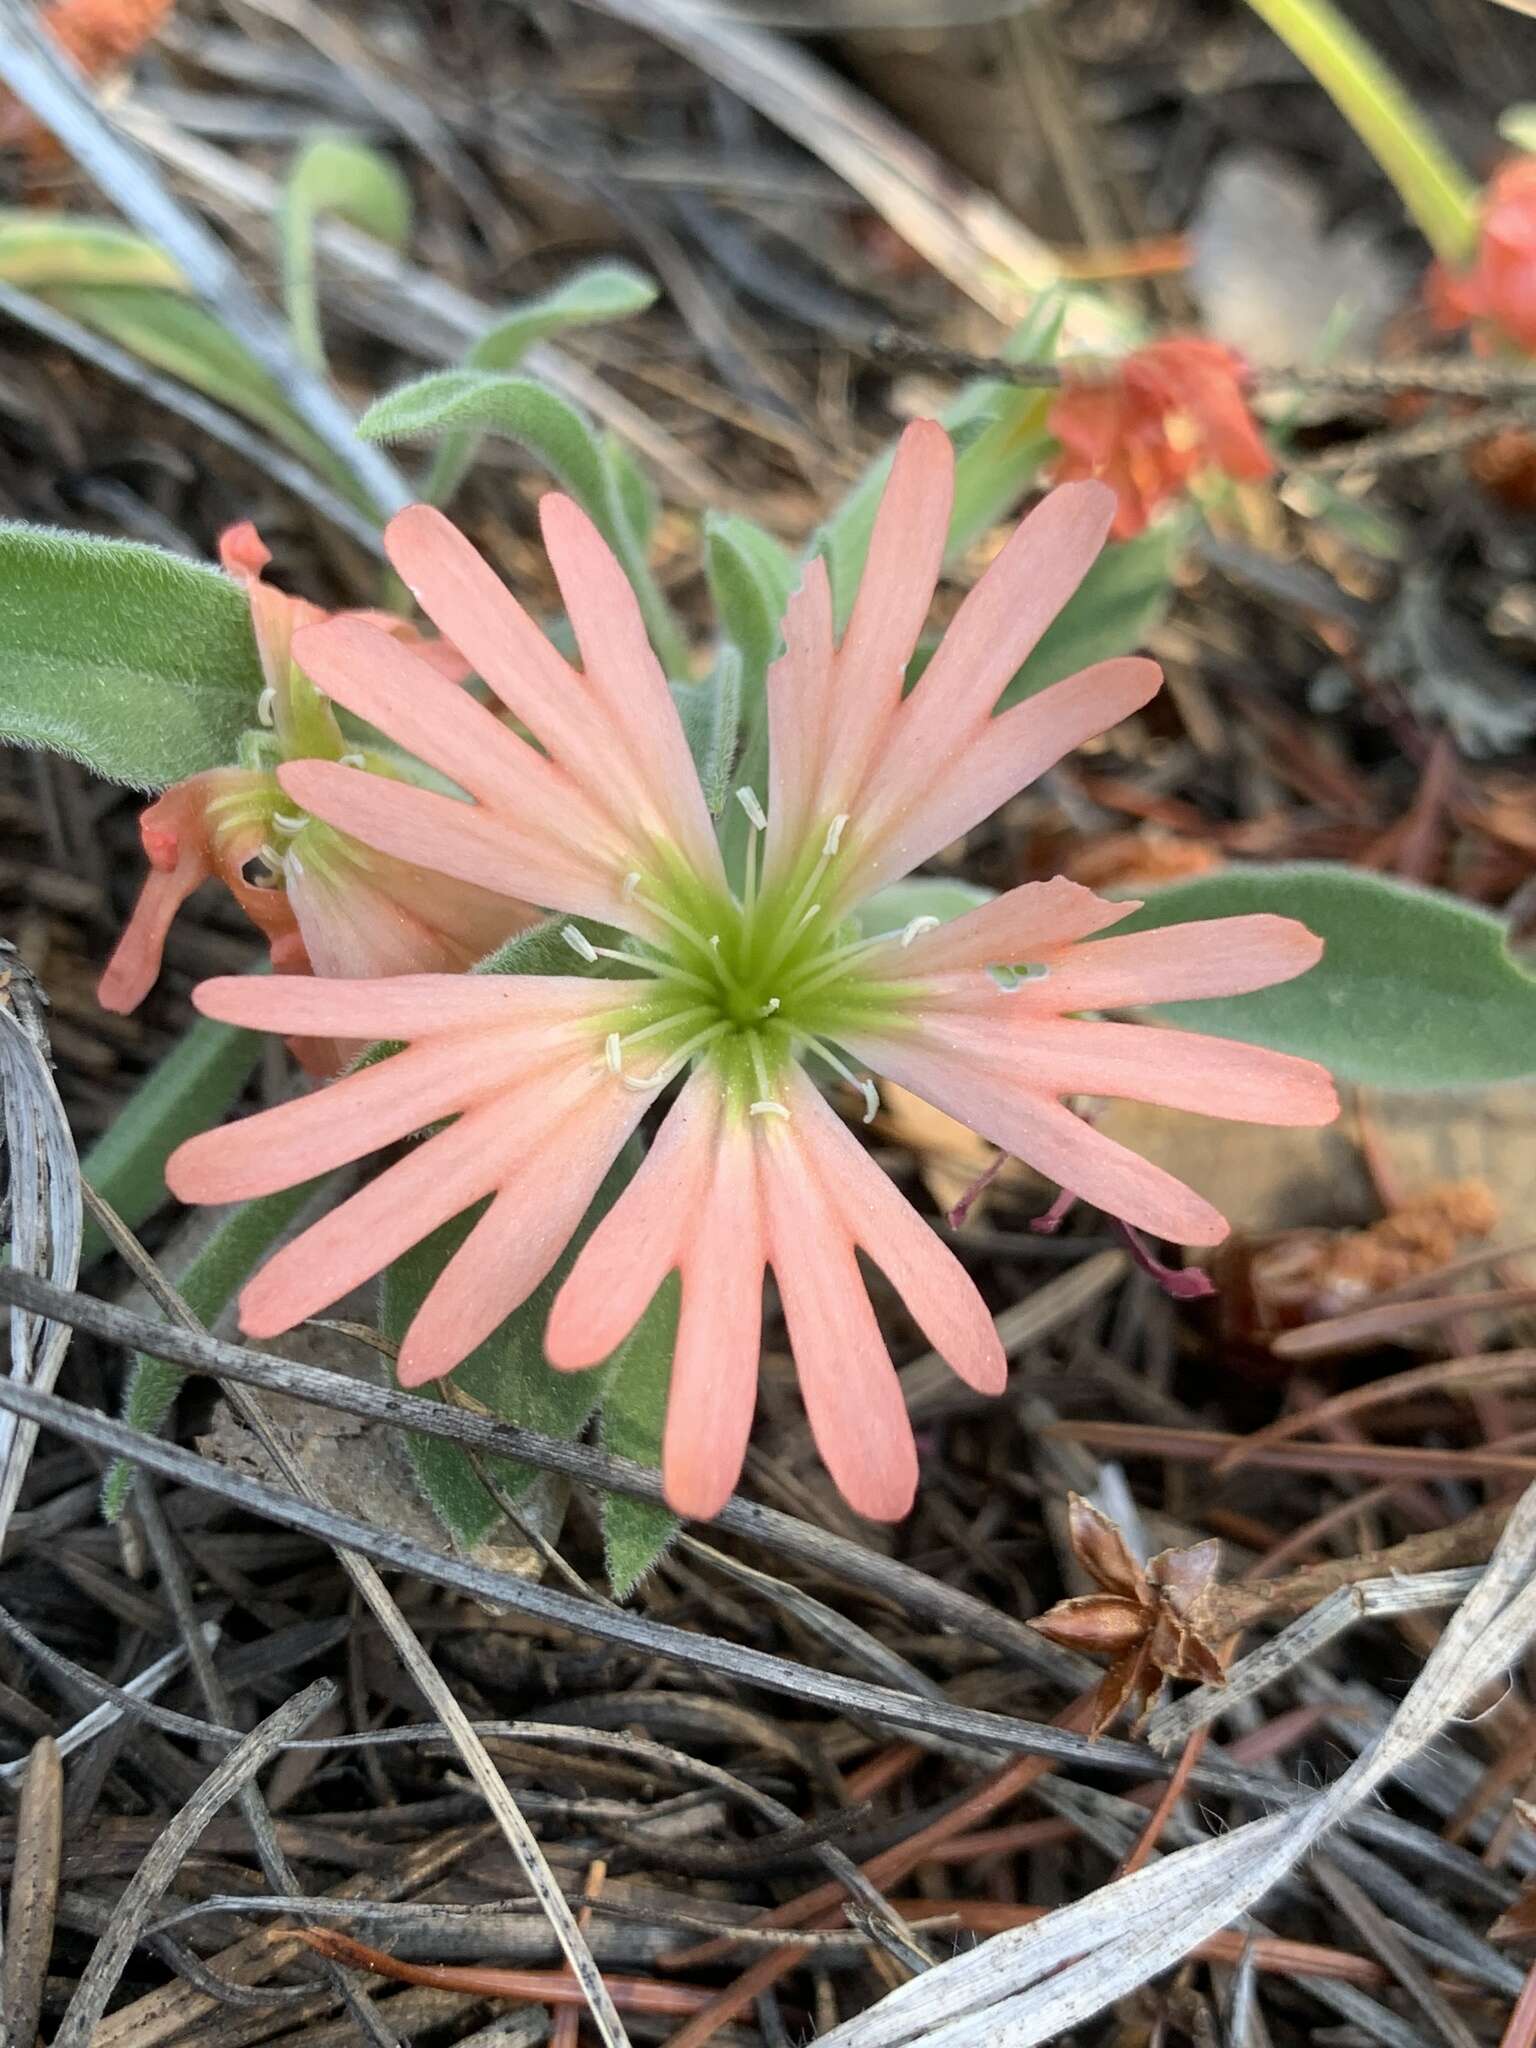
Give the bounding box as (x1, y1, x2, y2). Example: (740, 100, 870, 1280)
(587, 797, 924, 1118)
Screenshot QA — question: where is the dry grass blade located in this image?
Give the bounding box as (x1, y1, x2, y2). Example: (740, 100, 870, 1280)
(814, 1482, 1536, 2046)
(52, 1677, 337, 2048)
(0, 947, 81, 1557)
(0, 1262, 1083, 1680)
(581, 0, 1123, 340)
(79, 1190, 637, 2048)
(0, 0, 410, 516)
(2, 1735, 62, 2048)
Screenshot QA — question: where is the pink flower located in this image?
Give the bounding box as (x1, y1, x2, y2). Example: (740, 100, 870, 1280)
(166, 423, 1336, 1521)
(1049, 338, 1274, 539)
(98, 523, 533, 1072)
(1428, 157, 1536, 356)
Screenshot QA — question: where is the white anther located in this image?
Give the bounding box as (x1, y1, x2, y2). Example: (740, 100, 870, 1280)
(709, 933, 722, 951)
(622, 1071, 666, 1093)
(272, 811, 307, 835)
(859, 1078, 880, 1125)
(257, 842, 284, 875)
(822, 813, 849, 858)
(256, 686, 276, 728)
(621, 870, 642, 903)
(797, 904, 822, 932)
(734, 786, 768, 832)
(749, 1098, 790, 1120)
(605, 1031, 624, 1075)
(900, 915, 941, 948)
(758, 996, 781, 1017)
(338, 751, 366, 770)
(562, 924, 598, 963)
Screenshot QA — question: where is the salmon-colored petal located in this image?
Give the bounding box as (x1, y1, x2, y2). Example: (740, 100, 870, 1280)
(291, 618, 554, 813)
(846, 657, 1162, 907)
(384, 504, 603, 772)
(933, 1015, 1339, 1127)
(822, 419, 953, 807)
(540, 494, 725, 891)
(166, 1027, 549, 1204)
(97, 777, 222, 1013)
(785, 1072, 1005, 1395)
(546, 1067, 718, 1371)
(758, 1122, 918, 1521)
(841, 1029, 1229, 1245)
(895, 877, 1134, 980)
(98, 864, 206, 1013)
(763, 556, 836, 890)
(1014, 914, 1325, 1012)
(662, 1131, 765, 1519)
(278, 761, 638, 933)
(396, 1066, 647, 1385)
(189, 969, 622, 1041)
(238, 1095, 519, 1338)
(895, 481, 1114, 737)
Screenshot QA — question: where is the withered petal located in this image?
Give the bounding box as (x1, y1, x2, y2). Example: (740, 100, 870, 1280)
(1030, 1593, 1149, 1656)
(1067, 1492, 1149, 1601)
(1146, 1537, 1223, 1613)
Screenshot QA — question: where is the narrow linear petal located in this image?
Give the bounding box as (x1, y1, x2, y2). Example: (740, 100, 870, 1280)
(190, 970, 621, 1041)
(397, 1067, 648, 1385)
(786, 1073, 1005, 1395)
(1020, 915, 1325, 1010)
(661, 1120, 766, 1520)
(763, 556, 836, 890)
(166, 1027, 552, 1204)
(540, 494, 725, 890)
(898, 481, 1115, 734)
(278, 761, 638, 934)
(758, 1122, 919, 1522)
(939, 1015, 1340, 1127)
(844, 1030, 1229, 1245)
(848, 657, 1163, 907)
(238, 1095, 519, 1338)
(546, 1067, 720, 1371)
(823, 420, 954, 804)
(895, 877, 1135, 980)
(384, 504, 604, 771)
(97, 864, 204, 1014)
(291, 617, 552, 812)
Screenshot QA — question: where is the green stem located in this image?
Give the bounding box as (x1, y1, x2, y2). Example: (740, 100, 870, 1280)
(79, 1015, 261, 1261)
(1243, 0, 1479, 264)
(101, 1178, 322, 1520)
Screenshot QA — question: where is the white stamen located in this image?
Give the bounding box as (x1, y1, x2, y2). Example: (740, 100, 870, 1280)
(272, 811, 307, 835)
(797, 904, 822, 933)
(734, 786, 767, 832)
(623, 1070, 667, 1093)
(256, 686, 276, 728)
(282, 849, 302, 880)
(758, 996, 781, 1017)
(859, 1078, 880, 1125)
(900, 915, 941, 948)
(258, 842, 283, 875)
(749, 1098, 790, 1120)
(338, 752, 366, 770)
(562, 924, 598, 963)
(605, 1031, 624, 1075)
(621, 870, 642, 903)
(822, 813, 849, 858)
(709, 933, 722, 951)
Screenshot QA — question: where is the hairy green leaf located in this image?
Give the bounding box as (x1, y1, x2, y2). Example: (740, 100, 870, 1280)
(361, 371, 686, 675)
(1114, 863, 1536, 1089)
(672, 652, 741, 817)
(281, 133, 411, 373)
(600, 1276, 680, 1598)
(0, 524, 263, 787)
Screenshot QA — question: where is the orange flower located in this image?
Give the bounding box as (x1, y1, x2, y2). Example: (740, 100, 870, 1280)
(1049, 337, 1274, 539)
(98, 524, 532, 1073)
(0, 0, 174, 160)
(1427, 157, 1536, 356)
